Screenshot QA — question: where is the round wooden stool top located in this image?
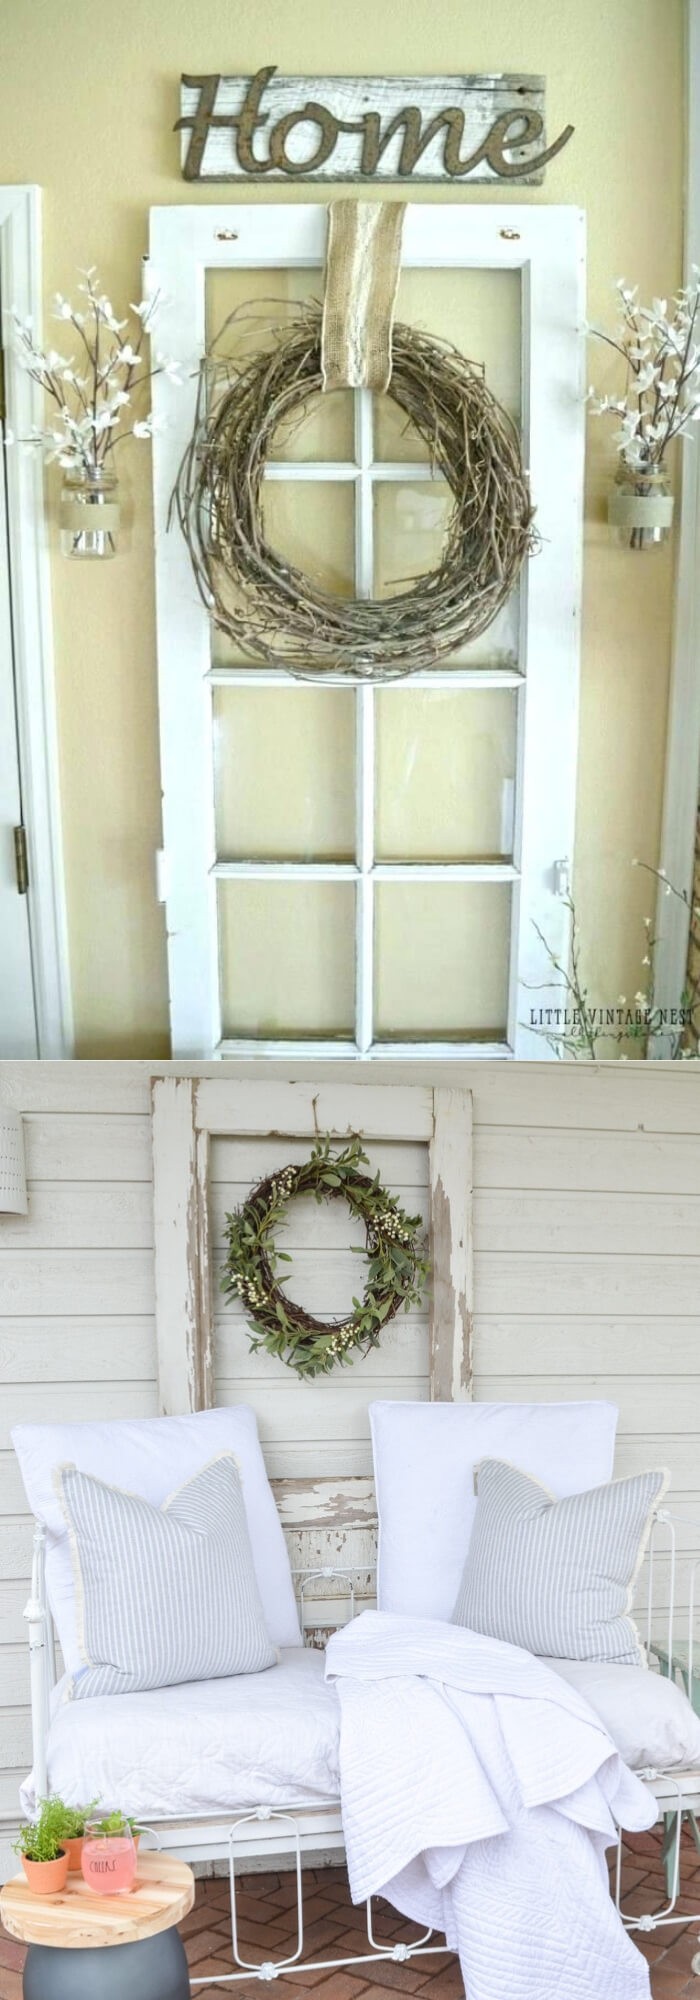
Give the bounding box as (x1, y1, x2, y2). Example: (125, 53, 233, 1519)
(0, 1851, 195, 1951)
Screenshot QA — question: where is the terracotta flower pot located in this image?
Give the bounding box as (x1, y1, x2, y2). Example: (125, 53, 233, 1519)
(62, 1834, 85, 1872)
(21, 1850, 69, 1894)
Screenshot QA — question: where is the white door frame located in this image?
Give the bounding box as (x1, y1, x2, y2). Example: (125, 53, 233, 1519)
(651, 0, 700, 1044)
(0, 185, 72, 1057)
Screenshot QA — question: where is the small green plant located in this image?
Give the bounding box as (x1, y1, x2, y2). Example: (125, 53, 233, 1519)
(56, 1798, 99, 1839)
(88, 1810, 137, 1838)
(13, 1797, 68, 1863)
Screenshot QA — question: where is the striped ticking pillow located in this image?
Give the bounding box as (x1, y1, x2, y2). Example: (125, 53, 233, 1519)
(57, 1452, 278, 1698)
(452, 1459, 669, 1667)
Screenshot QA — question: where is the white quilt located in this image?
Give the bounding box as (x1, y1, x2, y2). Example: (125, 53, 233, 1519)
(325, 1612, 656, 2000)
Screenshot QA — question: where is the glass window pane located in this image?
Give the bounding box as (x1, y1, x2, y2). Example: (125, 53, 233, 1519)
(373, 479, 450, 601)
(374, 883, 510, 1040)
(211, 475, 356, 669)
(372, 480, 520, 669)
(205, 267, 354, 461)
(262, 479, 355, 598)
(373, 267, 521, 461)
(214, 688, 355, 861)
(375, 689, 516, 862)
(219, 880, 355, 1039)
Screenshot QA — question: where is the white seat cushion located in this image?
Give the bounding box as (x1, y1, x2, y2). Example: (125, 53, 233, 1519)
(22, 1648, 340, 1821)
(370, 1400, 618, 1620)
(545, 1657, 700, 1772)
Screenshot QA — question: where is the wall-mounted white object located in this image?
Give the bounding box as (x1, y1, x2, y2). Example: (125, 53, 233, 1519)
(0, 1107, 28, 1213)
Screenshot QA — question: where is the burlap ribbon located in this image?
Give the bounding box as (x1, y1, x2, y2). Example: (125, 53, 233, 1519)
(321, 201, 406, 393)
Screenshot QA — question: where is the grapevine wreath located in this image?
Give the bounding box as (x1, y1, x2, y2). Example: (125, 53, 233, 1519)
(172, 305, 537, 683)
(221, 1135, 429, 1379)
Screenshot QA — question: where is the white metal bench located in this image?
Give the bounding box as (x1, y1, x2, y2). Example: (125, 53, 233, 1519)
(21, 1514, 700, 1984)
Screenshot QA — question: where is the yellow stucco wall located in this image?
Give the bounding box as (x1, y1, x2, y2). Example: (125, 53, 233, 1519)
(0, 0, 685, 1054)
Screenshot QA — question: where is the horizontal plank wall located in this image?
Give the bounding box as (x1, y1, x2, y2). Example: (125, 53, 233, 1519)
(0, 1059, 699, 1868)
(0, 1062, 158, 1871)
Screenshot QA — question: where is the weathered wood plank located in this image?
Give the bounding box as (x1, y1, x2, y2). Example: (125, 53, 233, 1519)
(19, 1115, 151, 1183)
(0, 1648, 29, 1709)
(0, 1062, 150, 1115)
(0, 1582, 33, 1647)
(215, 1313, 428, 1383)
(473, 1191, 700, 1257)
(474, 1253, 700, 1317)
(210, 1137, 428, 1188)
(271, 1473, 376, 1529)
(211, 1184, 431, 1246)
(473, 1317, 700, 1375)
(0, 1321, 157, 1387)
(0, 1710, 31, 1769)
(475, 1128, 700, 1196)
(0, 1184, 153, 1250)
(177, 71, 567, 186)
(429, 1088, 473, 1400)
(0, 1250, 154, 1317)
(0, 1385, 158, 1452)
(474, 1377, 700, 1434)
(215, 1249, 425, 1315)
(151, 1079, 212, 1414)
(196, 1080, 435, 1140)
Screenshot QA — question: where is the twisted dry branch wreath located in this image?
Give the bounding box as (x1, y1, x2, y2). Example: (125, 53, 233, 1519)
(221, 1135, 430, 1379)
(171, 305, 537, 682)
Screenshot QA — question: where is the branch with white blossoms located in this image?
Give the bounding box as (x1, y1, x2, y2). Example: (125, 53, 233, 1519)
(7, 268, 182, 474)
(587, 273, 700, 473)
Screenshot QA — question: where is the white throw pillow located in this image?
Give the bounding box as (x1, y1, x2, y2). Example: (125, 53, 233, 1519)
(545, 1658, 700, 1772)
(370, 1399, 618, 1620)
(13, 1405, 301, 1669)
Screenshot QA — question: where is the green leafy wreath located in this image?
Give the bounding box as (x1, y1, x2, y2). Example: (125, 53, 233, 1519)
(221, 1135, 429, 1380)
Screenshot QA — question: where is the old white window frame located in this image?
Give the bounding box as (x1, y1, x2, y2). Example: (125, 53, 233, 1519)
(150, 203, 586, 1061)
(150, 1077, 473, 1612)
(651, 0, 700, 1042)
(0, 186, 71, 1057)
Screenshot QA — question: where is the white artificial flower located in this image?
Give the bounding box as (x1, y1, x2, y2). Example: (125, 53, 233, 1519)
(132, 418, 153, 439)
(155, 352, 182, 382)
(636, 361, 657, 393)
(634, 991, 647, 1006)
(119, 343, 142, 367)
(52, 294, 73, 320)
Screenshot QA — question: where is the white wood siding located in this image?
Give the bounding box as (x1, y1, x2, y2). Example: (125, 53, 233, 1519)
(0, 1058, 698, 1867)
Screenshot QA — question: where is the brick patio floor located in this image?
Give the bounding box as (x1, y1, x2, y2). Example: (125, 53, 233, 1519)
(1, 1829, 699, 1998)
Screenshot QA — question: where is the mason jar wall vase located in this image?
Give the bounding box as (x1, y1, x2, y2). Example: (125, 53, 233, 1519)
(59, 466, 120, 559)
(607, 466, 674, 551)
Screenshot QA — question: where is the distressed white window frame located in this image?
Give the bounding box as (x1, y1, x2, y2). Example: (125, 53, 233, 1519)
(151, 1075, 473, 1415)
(0, 185, 72, 1057)
(150, 203, 586, 1061)
(650, 0, 700, 1046)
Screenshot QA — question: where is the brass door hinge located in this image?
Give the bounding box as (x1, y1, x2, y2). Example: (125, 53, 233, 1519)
(14, 824, 29, 895)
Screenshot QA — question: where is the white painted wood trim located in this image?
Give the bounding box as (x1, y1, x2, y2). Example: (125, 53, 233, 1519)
(150, 203, 585, 1059)
(650, 0, 700, 1047)
(0, 187, 72, 1057)
(151, 1077, 212, 1413)
(429, 1087, 474, 1397)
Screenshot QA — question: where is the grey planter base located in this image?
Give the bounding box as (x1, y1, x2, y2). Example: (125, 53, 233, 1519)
(23, 1923, 191, 1999)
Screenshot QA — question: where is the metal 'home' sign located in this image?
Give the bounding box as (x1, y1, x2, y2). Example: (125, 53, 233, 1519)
(177, 69, 573, 185)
